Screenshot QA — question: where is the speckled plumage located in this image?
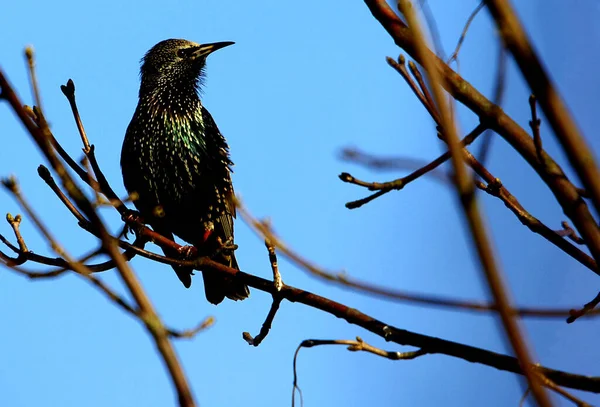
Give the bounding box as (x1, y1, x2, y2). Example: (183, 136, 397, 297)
(121, 39, 249, 304)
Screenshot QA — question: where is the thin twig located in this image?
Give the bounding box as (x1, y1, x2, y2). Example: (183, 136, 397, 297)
(519, 388, 531, 407)
(242, 237, 283, 346)
(477, 44, 507, 165)
(408, 60, 439, 124)
(292, 337, 426, 405)
(25, 47, 43, 112)
(60, 79, 90, 153)
(567, 292, 600, 324)
(243, 297, 282, 346)
(265, 236, 283, 291)
(529, 94, 545, 166)
(340, 148, 449, 181)
(468, 162, 597, 275)
(168, 317, 215, 339)
(556, 221, 585, 245)
(3, 213, 28, 266)
(37, 165, 88, 225)
(2, 176, 74, 262)
(386, 55, 439, 123)
(341, 123, 486, 209)
(446, 1, 485, 65)
(7, 213, 27, 253)
(60, 79, 126, 213)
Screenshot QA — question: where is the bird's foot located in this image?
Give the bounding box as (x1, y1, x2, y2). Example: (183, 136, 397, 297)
(121, 209, 144, 240)
(177, 245, 197, 259)
(215, 236, 238, 255)
(122, 209, 144, 223)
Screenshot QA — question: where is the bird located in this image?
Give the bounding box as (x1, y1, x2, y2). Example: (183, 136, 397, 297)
(120, 39, 249, 305)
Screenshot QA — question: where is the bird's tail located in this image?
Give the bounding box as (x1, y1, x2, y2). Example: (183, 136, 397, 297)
(161, 245, 193, 288)
(202, 252, 250, 305)
(152, 227, 193, 288)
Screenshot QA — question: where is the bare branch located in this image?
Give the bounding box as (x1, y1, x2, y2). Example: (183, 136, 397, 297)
(363, 0, 600, 272)
(0, 62, 197, 407)
(447, 1, 485, 65)
(243, 297, 282, 346)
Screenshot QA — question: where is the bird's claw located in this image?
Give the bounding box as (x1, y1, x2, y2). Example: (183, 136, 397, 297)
(121, 209, 144, 240)
(122, 209, 143, 224)
(216, 236, 237, 254)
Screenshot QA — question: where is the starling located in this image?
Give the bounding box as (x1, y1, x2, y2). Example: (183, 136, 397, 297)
(121, 39, 249, 304)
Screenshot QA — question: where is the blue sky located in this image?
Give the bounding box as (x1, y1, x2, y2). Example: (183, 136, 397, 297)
(1, 1, 599, 406)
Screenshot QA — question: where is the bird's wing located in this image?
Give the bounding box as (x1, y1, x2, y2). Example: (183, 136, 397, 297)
(199, 106, 237, 241)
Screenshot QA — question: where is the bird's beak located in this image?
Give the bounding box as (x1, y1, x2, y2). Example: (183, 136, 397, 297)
(192, 41, 235, 59)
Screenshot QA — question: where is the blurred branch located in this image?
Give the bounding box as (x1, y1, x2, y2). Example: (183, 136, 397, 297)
(556, 221, 585, 246)
(396, 1, 549, 404)
(8, 260, 214, 340)
(340, 122, 485, 209)
(340, 148, 449, 181)
(236, 198, 599, 322)
(5, 226, 600, 394)
(486, 0, 600, 219)
(417, 0, 445, 59)
(534, 370, 594, 407)
(167, 317, 215, 339)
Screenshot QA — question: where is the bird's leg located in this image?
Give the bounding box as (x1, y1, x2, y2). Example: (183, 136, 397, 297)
(121, 209, 144, 240)
(215, 236, 238, 255)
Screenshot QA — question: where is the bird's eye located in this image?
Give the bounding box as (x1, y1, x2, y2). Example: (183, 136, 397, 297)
(177, 49, 187, 58)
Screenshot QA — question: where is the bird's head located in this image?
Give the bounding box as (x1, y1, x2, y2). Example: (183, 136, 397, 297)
(139, 39, 234, 94)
